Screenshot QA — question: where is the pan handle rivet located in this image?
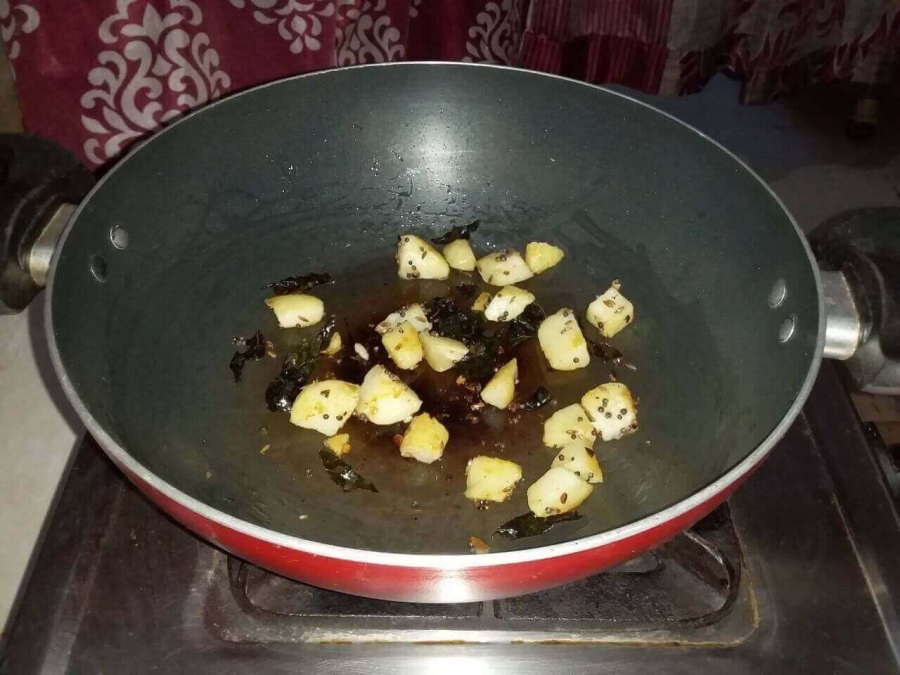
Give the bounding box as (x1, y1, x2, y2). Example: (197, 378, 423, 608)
(778, 315, 796, 343)
(768, 279, 787, 309)
(90, 254, 108, 283)
(109, 224, 129, 250)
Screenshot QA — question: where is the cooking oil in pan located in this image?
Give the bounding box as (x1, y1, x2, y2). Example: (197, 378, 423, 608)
(109, 239, 727, 554)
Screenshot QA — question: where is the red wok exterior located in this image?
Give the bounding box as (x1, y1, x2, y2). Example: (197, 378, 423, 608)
(120, 457, 761, 603)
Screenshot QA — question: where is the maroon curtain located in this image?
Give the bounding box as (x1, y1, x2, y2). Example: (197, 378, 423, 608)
(2, 0, 898, 169)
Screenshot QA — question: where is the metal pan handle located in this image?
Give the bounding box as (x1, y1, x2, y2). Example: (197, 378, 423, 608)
(822, 269, 863, 361)
(818, 209, 900, 394)
(0, 133, 94, 313)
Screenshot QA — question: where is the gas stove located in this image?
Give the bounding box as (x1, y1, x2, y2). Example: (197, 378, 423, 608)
(2, 364, 899, 674)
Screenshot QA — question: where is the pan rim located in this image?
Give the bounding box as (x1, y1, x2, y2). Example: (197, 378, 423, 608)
(46, 61, 825, 569)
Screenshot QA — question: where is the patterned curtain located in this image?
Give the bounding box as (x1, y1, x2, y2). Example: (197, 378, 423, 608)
(2, 0, 898, 169)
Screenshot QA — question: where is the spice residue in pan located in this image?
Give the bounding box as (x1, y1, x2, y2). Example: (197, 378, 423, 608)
(496, 511, 583, 540)
(264, 272, 334, 296)
(430, 219, 480, 245)
(318, 448, 378, 493)
(230, 331, 267, 383)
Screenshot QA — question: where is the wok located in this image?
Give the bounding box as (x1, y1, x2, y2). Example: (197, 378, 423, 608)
(1, 64, 829, 602)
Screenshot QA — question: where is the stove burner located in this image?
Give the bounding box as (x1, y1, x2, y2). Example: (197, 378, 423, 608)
(217, 505, 754, 645)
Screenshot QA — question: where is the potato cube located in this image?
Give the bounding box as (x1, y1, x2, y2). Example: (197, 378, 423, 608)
(265, 294, 325, 328)
(551, 442, 603, 483)
(381, 321, 424, 370)
(484, 285, 535, 322)
(480, 358, 518, 409)
(397, 234, 450, 280)
(581, 382, 638, 441)
(465, 456, 522, 502)
(537, 308, 591, 370)
(355, 365, 423, 425)
(324, 433, 352, 457)
(475, 249, 533, 286)
(525, 242, 564, 274)
(527, 467, 593, 517)
(419, 331, 469, 372)
(290, 380, 360, 436)
(400, 413, 449, 464)
(376, 303, 432, 334)
(321, 331, 343, 355)
(586, 283, 634, 338)
(472, 291, 491, 313)
(443, 239, 477, 271)
(542, 403, 596, 448)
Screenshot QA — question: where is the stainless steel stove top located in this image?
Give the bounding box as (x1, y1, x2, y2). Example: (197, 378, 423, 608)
(3, 365, 899, 674)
